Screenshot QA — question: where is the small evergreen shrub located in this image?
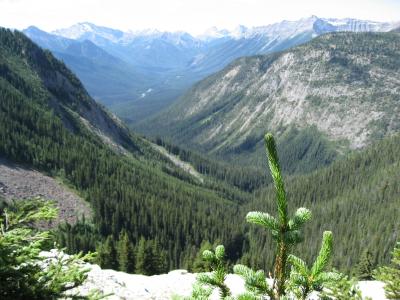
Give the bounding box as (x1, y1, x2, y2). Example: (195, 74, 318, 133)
(374, 242, 400, 299)
(196, 245, 231, 298)
(356, 250, 375, 280)
(0, 198, 96, 299)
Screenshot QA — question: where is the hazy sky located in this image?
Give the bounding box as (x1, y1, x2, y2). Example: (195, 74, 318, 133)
(0, 0, 399, 34)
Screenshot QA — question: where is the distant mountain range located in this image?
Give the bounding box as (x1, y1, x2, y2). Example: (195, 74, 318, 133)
(23, 16, 398, 124)
(392, 26, 400, 33)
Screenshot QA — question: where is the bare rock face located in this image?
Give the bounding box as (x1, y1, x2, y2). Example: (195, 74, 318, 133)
(39, 251, 387, 300)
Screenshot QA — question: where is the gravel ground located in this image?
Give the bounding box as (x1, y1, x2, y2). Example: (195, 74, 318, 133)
(0, 157, 91, 225)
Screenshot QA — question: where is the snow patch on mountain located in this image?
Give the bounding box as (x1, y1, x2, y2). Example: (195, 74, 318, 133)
(197, 26, 230, 41)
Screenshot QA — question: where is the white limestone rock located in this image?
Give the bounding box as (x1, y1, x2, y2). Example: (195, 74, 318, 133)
(40, 250, 388, 299)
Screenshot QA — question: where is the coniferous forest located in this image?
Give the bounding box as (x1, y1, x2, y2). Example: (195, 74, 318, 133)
(0, 23, 399, 297)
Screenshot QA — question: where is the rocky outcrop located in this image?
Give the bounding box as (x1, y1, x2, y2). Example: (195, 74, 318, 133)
(40, 251, 387, 300)
(72, 266, 387, 299)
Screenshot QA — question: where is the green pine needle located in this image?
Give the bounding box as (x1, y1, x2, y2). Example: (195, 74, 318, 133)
(264, 133, 287, 224)
(311, 231, 333, 276)
(246, 211, 279, 231)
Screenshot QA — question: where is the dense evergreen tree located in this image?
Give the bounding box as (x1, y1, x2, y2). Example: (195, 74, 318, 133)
(356, 250, 374, 280)
(117, 230, 135, 273)
(56, 217, 98, 254)
(134, 237, 168, 275)
(244, 133, 400, 273)
(135, 237, 151, 275)
(0, 27, 244, 271)
(150, 240, 168, 274)
(98, 236, 118, 270)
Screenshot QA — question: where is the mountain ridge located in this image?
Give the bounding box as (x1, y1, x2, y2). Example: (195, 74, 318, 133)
(23, 26, 154, 107)
(141, 31, 400, 169)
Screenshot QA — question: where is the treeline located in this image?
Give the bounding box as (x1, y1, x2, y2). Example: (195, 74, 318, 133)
(97, 232, 168, 275)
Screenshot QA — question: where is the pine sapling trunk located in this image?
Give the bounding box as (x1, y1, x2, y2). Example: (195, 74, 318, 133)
(265, 133, 289, 299)
(274, 239, 288, 298)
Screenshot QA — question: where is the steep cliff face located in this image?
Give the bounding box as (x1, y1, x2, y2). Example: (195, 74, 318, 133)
(147, 32, 400, 167)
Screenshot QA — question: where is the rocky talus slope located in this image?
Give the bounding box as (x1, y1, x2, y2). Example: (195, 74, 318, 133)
(0, 158, 90, 225)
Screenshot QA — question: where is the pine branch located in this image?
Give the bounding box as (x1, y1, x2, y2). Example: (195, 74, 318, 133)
(288, 208, 312, 231)
(315, 272, 341, 284)
(246, 212, 279, 232)
(311, 231, 333, 277)
(264, 133, 287, 225)
(287, 255, 308, 277)
(234, 264, 273, 298)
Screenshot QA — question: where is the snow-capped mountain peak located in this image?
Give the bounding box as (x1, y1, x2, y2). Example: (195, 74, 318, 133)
(230, 25, 249, 39)
(52, 22, 125, 44)
(197, 26, 230, 41)
(52, 22, 96, 39)
(128, 28, 161, 37)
